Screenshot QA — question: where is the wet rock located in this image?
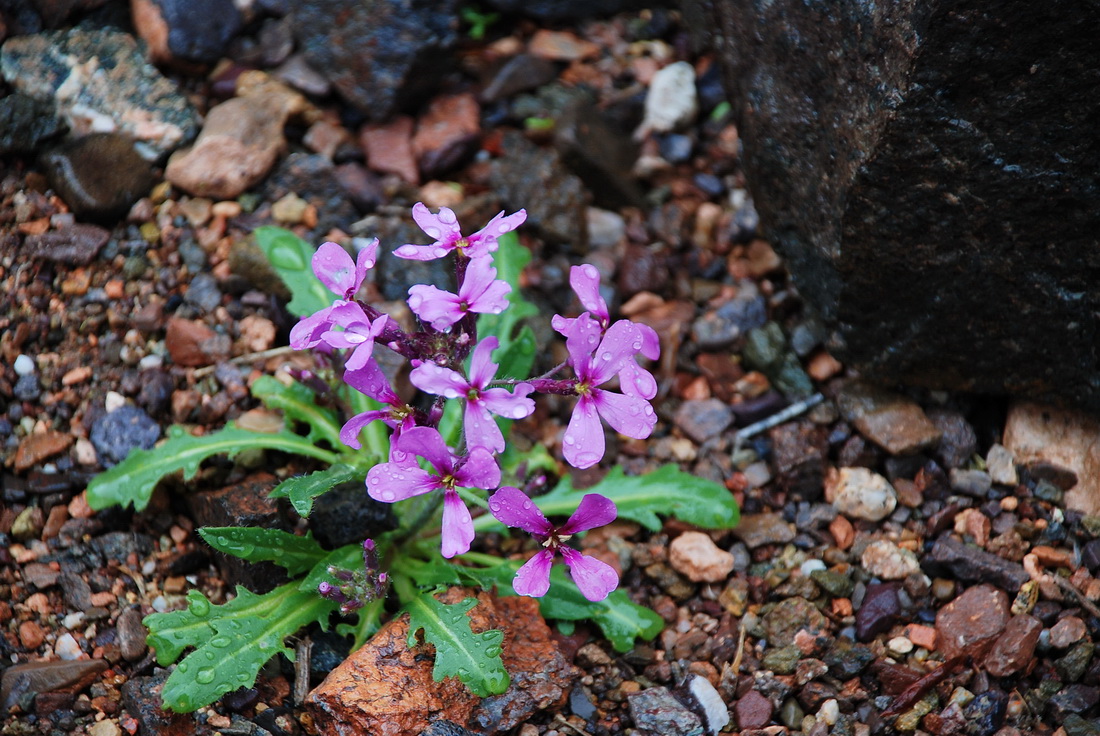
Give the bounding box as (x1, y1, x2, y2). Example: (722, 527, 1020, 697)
(829, 467, 896, 522)
(936, 584, 1009, 659)
(308, 588, 578, 735)
(823, 638, 874, 679)
(419, 721, 478, 736)
(928, 408, 977, 469)
(310, 630, 352, 680)
(484, 0, 639, 20)
(1, 659, 107, 712)
(489, 130, 588, 250)
(413, 93, 480, 179)
(90, 531, 155, 564)
(90, 405, 160, 467)
(1057, 641, 1096, 683)
(743, 322, 814, 399)
(861, 539, 920, 580)
(669, 531, 734, 583)
(360, 116, 419, 184)
(811, 570, 853, 599)
(692, 283, 767, 351)
(700, 0, 1100, 410)
(307, 480, 396, 548)
(39, 133, 156, 221)
(638, 61, 697, 137)
(131, 0, 242, 64)
(963, 689, 1007, 736)
(1064, 714, 1100, 736)
(983, 614, 1041, 677)
(0, 27, 197, 155)
(182, 272, 221, 312)
(554, 96, 644, 210)
(273, 53, 331, 96)
(949, 468, 992, 498)
(1050, 684, 1100, 721)
(187, 473, 290, 593)
(770, 420, 829, 499)
(58, 571, 93, 611)
(924, 536, 1029, 592)
(13, 430, 73, 472)
(986, 444, 1018, 487)
(120, 670, 196, 736)
(334, 162, 384, 213)
(673, 399, 733, 444)
(836, 382, 941, 455)
(629, 686, 705, 736)
(856, 582, 901, 641)
(166, 93, 290, 199)
(1051, 617, 1088, 649)
(735, 689, 773, 730)
(22, 223, 110, 266)
(732, 512, 795, 549)
(1004, 400, 1098, 514)
(0, 92, 63, 154)
(762, 597, 829, 648)
(293, 0, 459, 120)
(481, 53, 556, 103)
(117, 606, 148, 662)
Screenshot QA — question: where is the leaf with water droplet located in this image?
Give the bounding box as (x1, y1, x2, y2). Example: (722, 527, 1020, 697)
(199, 526, 326, 577)
(253, 226, 333, 318)
(404, 591, 509, 697)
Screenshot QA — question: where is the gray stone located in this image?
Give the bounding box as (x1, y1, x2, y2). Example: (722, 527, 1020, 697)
(674, 399, 733, 444)
(692, 0, 1100, 410)
(1, 27, 197, 156)
(90, 405, 161, 467)
(182, 272, 222, 312)
(1, 659, 107, 712)
(554, 96, 644, 210)
(924, 536, 1029, 592)
(628, 687, 705, 736)
(732, 512, 795, 548)
(743, 322, 813, 399)
(139, 0, 243, 63)
(292, 0, 459, 120)
(481, 53, 557, 104)
(40, 134, 156, 221)
(0, 92, 64, 154)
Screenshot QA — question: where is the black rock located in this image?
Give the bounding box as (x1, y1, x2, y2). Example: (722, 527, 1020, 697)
(146, 0, 243, 62)
(484, 0, 645, 20)
(136, 369, 174, 417)
(923, 536, 1030, 592)
(1050, 684, 1100, 722)
(307, 480, 396, 550)
(418, 721, 478, 736)
(21, 224, 111, 266)
(293, 0, 459, 120)
(58, 572, 93, 611)
(570, 684, 598, 721)
(928, 408, 978, 469)
(39, 134, 156, 222)
(554, 96, 644, 210)
(963, 689, 1007, 736)
(89, 531, 154, 564)
(309, 630, 352, 680)
(13, 374, 40, 401)
(0, 93, 65, 154)
(481, 53, 557, 103)
(855, 582, 901, 642)
(183, 272, 222, 312)
(90, 405, 161, 467)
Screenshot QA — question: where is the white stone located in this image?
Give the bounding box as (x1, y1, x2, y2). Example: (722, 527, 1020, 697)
(54, 632, 82, 660)
(689, 674, 729, 735)
(62, 612, 86, 629)
(830, 467, 898, 521)
(669, 531, 734, 583)
(986, 443, 1019, 486)
(861, 539, 921, 580)
(818, 699, 839, 726)
(887, 636, 914, 655)
(1004, 400, 1099, 514)
(14, 354, 35, 376)
(138, 354, 163, 370)
(800, 559, 827, 576)
(74, 438, 98, 466)
(637, 61, 697, 137)
(104, 391, 126, 413)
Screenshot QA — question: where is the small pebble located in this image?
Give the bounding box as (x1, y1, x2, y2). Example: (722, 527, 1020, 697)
(1050, 616, 1087, 648)
(801, 559, 827, 576)
(14, 354, 35, 376)
(830, 467, 897, 522)
(887, 636, 914, 655)
(105, 391, 126, 413)
(54, 632, 82, 660)
(818, 699, 839, 725)
(62, 612, 86, 629)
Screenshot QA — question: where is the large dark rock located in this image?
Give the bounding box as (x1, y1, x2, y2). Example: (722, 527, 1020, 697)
(292, 0, 460, 120)
(40, 133, 156, 222)
(691, 0, 1100, 410)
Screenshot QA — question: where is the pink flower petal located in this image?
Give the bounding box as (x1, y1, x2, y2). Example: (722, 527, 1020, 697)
(455, 446, 500, 490)
(366, 463, 437, 503)
(411, 202, 462, 245)
(488, 486, 553, 536)
(395, 426, 455, 475)
(410, 361, 469, 399)
(563, 396, 605, 469)
(289, 304, 338, 349)
(407, 284, 464, 330)
(560, 547, 618, 601)
(559, 493, 618, 535)
(354, 238, 379, 284)
(618, 360, 658, 400)
(563, 312, 603, 367)
(464, 401, 505, 453)
(636, 323, 660, 360)
(465, 209, 526, 258)
(340, 409, 390, 449)
(592, 388, 657, 440)
(569, 264, 609, 326)
(344, 359, 400, 405)
(461, 256, 511, 315)
(479, 386, 535, 420)
(312, 242, 356, 296)
(585, 320, 641, 386)
(467, 336, 499, 389)
(512, 548, 554, 598)
(440, 489, 474, 558)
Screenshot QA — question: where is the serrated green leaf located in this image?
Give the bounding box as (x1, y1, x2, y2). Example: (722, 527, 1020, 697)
(146, 585, 334, 712)
(198, 527, 326, 577)
(253, 226, 332, 318)
(473, 464, 739, 534)
(268, 462, 364, 517)
(86, 424, 339, 512)
(251, 375, 343, 447)
(408, 559, 662, 653)
(405, 591, 509, 697)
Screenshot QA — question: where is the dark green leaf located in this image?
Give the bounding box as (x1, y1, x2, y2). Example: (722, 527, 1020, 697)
(198, 527, 326, 577)
(405, 591, 509, 697)
(268, 462, 364, 517)
(251, 375, 343, 447)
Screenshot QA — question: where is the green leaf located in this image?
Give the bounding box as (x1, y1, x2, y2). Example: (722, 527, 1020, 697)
(298, 542, 367, 594)
(477, 231, 538, 372)
(253, 226, 332, 318)
(411, 559, 662, 653)
(405, 591, 509, 697)
(473, 464, 740, 534)
(145, 584, 335, 712)
(268, 462, 364, 517)
(251, 375, 343, 447)
(198, 527, 326, 577)
(86, 424, 339, 512)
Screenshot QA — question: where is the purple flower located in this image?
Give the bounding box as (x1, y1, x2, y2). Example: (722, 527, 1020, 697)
(488, 486, 619, 601)
(366, 426, 500, 558)
(315, 304, 390, 371)
(560, 314, 658, 469)
(313, 239, 378, 299)
(394, 202, 527, 261)
(410, 337, 534, 453)
(341, 360, 417, 460)
(407, 255, 512, 331)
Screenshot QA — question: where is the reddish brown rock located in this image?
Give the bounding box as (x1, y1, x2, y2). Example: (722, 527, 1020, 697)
(983, 614, 1041, 677)
(735, 689, 774, 729)
(1050, 616, 1088, 649)
(14, 431, 74, 472)
(165, 317, 220, 367)
(1, 659, 108, 712)
(412, 93, 480, 178)
(360, 116, 418, 185)
(936, 584, 1009, 659)
(307, 588, 578, 735)
(836, 381, 942, 455)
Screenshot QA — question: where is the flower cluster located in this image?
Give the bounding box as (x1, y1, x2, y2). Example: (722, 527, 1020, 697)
(294, 204, 659, 601)
(318, 539, 388, 614)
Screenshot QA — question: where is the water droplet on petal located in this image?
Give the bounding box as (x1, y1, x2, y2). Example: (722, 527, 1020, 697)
(434, 247, 448, 258)
(382, 491, 395, 501)
(426, 227, 441, 238)
(522, 500, 532, 510)
(564, 435, 576, 445)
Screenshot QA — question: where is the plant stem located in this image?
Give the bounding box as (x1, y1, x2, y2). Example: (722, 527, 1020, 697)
(457, 551, 505, 567)
(455, 486, 489, 510)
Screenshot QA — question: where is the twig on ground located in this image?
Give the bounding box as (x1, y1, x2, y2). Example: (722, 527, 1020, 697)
(293, 637, 312, 705)
(733, 393, 825, 453)
(554, 713, 594, 736)
(880, 655, 967, 721)
(192, 345, 297, 378)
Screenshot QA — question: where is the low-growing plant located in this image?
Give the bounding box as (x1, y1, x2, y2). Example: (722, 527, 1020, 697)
(87, 203, 740, 711)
